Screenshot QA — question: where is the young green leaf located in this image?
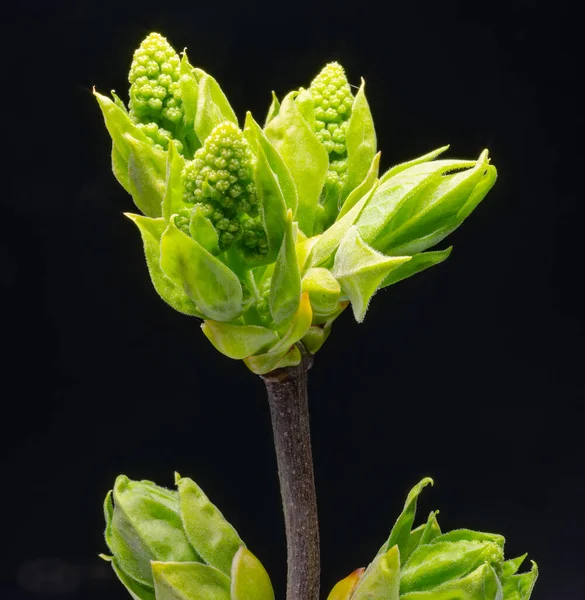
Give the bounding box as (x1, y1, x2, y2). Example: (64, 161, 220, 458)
(230, 547, 275, 600)
(501, 555, 528, 579)
(152, 561, 231, 600)
(94, 90, 157, 159)
(379, 146, 450, 184)
(376, 151, 496, 255)
(401, 541, 503, 594)
(501, 561, 538, 600)
(125, 214, 203, 317)
(162, 142, 187, 222)
(193, 69, 238, 143)
(243, 345, 302, 375)
(189, 205, 220, 255)
(400, 563, 503, 600)
(432, 529, 505, 549)
(125, 133, 167, 217)
(352, 546, 400, 600)
(341, 79, 377, 204)
(354, 159, 476, 250)
(105, 476, 200, 587)
(301, 268, 341, 318)
(245, 112, 298, 215)
(337, 151, 381, 220)
(269, 210, 301, 325)
(265, 92, 329, 236)
(265, 91, 280, 126)
(176, 475, 243, 575)
(251, 133, 288, 264)
(112, 144, 131, 194)
(160, 219, 243, 322)
(332, 227, 411, 322)
(201, 321, 278, 360)
(301, 321, 334, 354)
(179, 52, 199, 129)
(378, 477, 433, 558)
(110, 560, 156, 600)
(380, 247, 452, 289)
(305, 183, 378, 271)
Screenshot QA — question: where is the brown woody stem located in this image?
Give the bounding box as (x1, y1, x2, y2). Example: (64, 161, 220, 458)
(262, 349, 319, 600)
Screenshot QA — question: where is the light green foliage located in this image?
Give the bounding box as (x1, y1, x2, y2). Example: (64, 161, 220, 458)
(102, 475, 274, 600)
(96, 32, 499, 375)
(327, 480, 537, 600)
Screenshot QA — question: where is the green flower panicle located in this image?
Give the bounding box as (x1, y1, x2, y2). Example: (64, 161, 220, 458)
(309, 62, 353, 193)
(95, 31, 499, 375)
(128, 32, 184, 152)
(181, 121, 267, 257)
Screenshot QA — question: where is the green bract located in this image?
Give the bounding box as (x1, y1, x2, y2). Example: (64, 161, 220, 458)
(326, 479, 538, 600)
(101, 474, 274, 600)
(95, 32, 497, 374)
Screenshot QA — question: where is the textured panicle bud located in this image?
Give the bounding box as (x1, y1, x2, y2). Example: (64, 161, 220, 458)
(181, 121, 267, 257)
(128, 33, 184, 152)
(309, 62, 353, 193)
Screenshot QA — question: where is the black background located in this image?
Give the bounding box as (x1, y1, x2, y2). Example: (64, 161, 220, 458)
(2, 1, 583, 599)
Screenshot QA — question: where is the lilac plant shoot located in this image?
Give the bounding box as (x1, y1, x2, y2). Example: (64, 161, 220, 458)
(95, 32, 537, 600)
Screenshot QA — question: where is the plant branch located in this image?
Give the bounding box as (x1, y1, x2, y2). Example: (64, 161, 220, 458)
(262, 349, 319, 600)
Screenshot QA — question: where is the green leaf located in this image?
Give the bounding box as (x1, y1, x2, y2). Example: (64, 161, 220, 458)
(250, 130, 288, 264)
(337, 152, 380, 221)
(376, 151, 497, 255)
(110, 560, 156, 600)
(432, 530, 505, 549)
(125, 214, 203, 317)
(152, 561, 231, 600)
(306, 183, 377, 271)
(265, 91, 329, 236)
(418, 510, 441, 546)
(354, 159, 476, 250)
(501, 561, 538, 600)
(265, 91, 280, 126)
(270, 210, 301, 325)
(378, 477, 434, 559)
(379, 146, 450, 184)
(301, 268, 341, 318)
(179, 52, 199, 128)
(125, 134, 167, 217)
(160, 220, 243, 321)
(400, 563, 503, 600)
(162, 141, 187, 222)
(201, 321, 278, 359)
(105, 476, 200, 587)
(245, 112, 298, 215)
(380, 247, 452, 288)
(271, 291, 313, 353)
(194, 70, 238, 143)
(243, 345, 301, 375)
(501, 555, 527, 579)
(176, 475, 243, 575)
(400, 541, 503, 594)
(352, 546, 400, 600)
(230, 547, 275, 600)
(94, 90, 156, 160)
(189, 205, 220, 254)
(112, 144, 131, 193)
(340, 79, 377, 204)
(332, 227, 411, 322)
(301, 321, 334, 354)
(403, 510, 441, 564)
